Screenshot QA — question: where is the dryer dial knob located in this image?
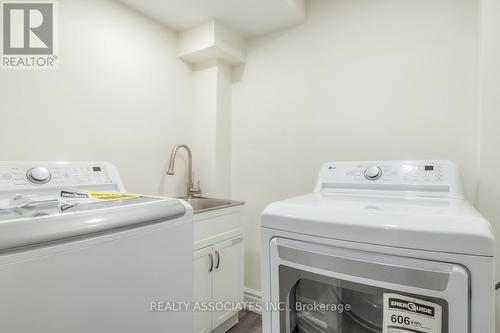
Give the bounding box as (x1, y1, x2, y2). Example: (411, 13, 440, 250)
(364, 166, 382, 180)
(27, 167, 51, 184)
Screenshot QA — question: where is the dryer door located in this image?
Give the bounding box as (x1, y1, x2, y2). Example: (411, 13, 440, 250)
(269, 238, 469, 333)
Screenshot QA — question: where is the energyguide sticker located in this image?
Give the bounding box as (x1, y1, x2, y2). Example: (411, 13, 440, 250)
(383, 293, 442, 333)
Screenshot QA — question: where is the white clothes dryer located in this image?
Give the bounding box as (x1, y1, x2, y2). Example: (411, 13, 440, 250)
(261, 160, 495, 333)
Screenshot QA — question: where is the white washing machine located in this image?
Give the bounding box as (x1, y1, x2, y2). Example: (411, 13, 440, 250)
(261, 160, 495, 333)
(0, 161, 193, 333)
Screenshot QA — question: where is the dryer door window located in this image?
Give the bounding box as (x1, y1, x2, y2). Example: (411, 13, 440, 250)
(280, 266, 448, 333)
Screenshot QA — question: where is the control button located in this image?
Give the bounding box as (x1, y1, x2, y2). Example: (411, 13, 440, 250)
(27, 167, 51, 184)
(364, 166, 383, 180)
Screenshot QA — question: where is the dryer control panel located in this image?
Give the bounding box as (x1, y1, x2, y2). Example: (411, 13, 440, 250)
(0, 161, 124, 193)
(315, 160, 464, 198)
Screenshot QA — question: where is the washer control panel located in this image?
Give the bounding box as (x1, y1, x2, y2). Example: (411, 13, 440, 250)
(0, 162, 124, 192)
(315, 160, 464, 198)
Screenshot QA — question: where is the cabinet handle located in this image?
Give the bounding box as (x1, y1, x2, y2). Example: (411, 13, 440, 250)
(215, 250, 220, 269)
(208, 253, 214, 272)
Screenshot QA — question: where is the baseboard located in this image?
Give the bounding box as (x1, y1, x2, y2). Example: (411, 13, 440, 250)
(244, 287, 262, 314)
(212, 313, 239, 333)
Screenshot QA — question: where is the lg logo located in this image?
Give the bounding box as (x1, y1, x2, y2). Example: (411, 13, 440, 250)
(1, 1, 57, 69)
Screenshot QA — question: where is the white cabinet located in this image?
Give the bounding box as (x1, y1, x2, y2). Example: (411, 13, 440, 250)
(193, 206, 244, 333)
(212, 237, 244, 328)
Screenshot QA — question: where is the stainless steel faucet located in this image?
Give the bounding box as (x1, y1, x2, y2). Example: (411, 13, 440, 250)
(166, 144, 201, 198)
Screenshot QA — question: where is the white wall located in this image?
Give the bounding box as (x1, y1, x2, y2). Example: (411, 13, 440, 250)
(0, 0, 194, 196)
(232, 0, 480, 291)
(477, 0, 500, 329)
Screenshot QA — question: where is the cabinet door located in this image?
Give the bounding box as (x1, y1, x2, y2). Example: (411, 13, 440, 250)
(212, 236, 244, 328)
(193, 247, 213, 333)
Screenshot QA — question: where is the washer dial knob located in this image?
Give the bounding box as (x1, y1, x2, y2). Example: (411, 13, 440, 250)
(27, 167, 51, 184)
(364, 166, 382, 180)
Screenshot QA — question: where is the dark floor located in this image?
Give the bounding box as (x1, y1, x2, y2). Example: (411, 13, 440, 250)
(228, 311, 262, 333)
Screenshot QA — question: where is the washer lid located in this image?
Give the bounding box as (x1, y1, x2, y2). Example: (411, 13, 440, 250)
(0, 197, 190, 252)
(0, 196, 163, 222)
(261, 193, 494, 256)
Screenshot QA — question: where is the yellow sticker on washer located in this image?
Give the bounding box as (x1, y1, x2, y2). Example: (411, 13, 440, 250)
(89, 191, 140, 201)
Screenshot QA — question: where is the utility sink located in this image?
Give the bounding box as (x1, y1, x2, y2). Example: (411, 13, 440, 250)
(181, 197, 244, 214)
